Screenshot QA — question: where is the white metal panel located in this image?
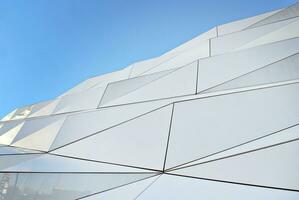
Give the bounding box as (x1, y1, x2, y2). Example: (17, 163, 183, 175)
(53, 86, 105, 114)
(12, 117, 66, 151)
(211, 17, 299, 56)
(172, 139, 299, 191)
(173, 124, 299, 170)
(8, 173, 152, 200)
(53, 105, 173, 170)
(82, 176, 159, 200)
(218, 10, 281, 36)
(137, 174, 299, 200)
(197, 37, 299, 93)
(239, 19, 299, 50)
(145, 40, 208, 74)
(104, 62, 197, 107)
(206, 53, 299, 93)
(165, 83, 299, 169)
(248, 3, 299, 29)
(51, 100, 173, 150)
(100, 69, 175, 105)
(4, 154, 155, 173)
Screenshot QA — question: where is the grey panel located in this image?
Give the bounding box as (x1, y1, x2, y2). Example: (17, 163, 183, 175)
(145, 41, 208, 74)
(0, 173, 152, 200)
(53, 86, 105, 114)
(197, 37, 299, 93)
(28, 99, 59, 118)
(12, 116, 64, 144)
(130, 54, 175, 77)
(3, 154, 155, 173)
(100, 68, 175, 105)
(217, 9, 281, 36)
(52, 105, 173, 170)
(0, 122, 24, 145)
(129, 28, 215, 77)
(207, 53, 299, 93)
(103, 62, 197, 107)
(172, 124, 299, 170)
(81, 176, 159, 200)
(0, 120, 22, 137)
(172, 139, 299, 191)
(0, 146, 40, 155)
(164, 28, 216, 56)
(11, 116, 66, 151)
(60, 67, 131, 97)
(248, 3, 299, 29)
(137, 174, 299, 200)
(165, 83, 299, 169)
(0, 154, 39, 171)
(211, 17, 299, 56)
(239, 19, 299, 50)
(51, 99, 172, 150)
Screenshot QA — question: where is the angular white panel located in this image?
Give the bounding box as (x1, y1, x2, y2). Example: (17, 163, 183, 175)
(165, 28, 217, 56)
(3, 173, 152, 200)
(211, 17, 299, 56)
(174, 124, 299, 169)
(218, 9, 281, 36)
(0, 122, 24, 145)
(54, 86, 105, 114)
(130, 28, 215, 77)
(239, 19, 299, 50)
(100, 69, 175, 105)
(130, 55, 176, 77)
(3, 154, 155, 173)
(61, 67, 131, 97)
(248, 3, 299, 29)
(0, 146, 40, 155)
(82, 176, 159, 200)
(207, 53, 299, 93)
(28, 99, 59, 118)
(172, 139, 299, 191)
(145, 41, 208, 74)
(165, 83, 299, 169)
(51, 100, 173, 150)
(138, 174, 299, 200)
(12, 117, 65, 151)
(103, 62, 197, 107)
(0, 120, 22, 137)
(0, 154, 39, 170)
(197, 37, 299, 93)
(53, 105, 173, 170)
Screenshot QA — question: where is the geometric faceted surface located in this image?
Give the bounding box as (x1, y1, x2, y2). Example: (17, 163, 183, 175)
(1, 2, 299, 199)
(170, 139, 299, 191)
(207, 53, 299, 93)
(136, 174, 299, 200)
(165, 83, 299, 169)
(52, 105, 173, 170)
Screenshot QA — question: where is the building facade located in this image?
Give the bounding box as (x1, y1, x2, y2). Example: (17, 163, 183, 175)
(0, 2, 299, 199)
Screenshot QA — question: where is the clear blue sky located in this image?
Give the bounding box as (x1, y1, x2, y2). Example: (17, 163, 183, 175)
(0, 0, 297, 118)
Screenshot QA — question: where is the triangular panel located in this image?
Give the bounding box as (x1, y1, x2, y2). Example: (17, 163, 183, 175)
(206, 53, 299, 93)
(103, 62, 197, 107)
(165, 83, 299, 169)
(137, 174, 299, 199)
(52, 105, 173, 170)
(81, 176, 159, 199)
(171, 139, 299, 191)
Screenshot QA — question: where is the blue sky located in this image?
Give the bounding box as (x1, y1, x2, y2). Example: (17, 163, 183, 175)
(0, 0, 297, 118)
